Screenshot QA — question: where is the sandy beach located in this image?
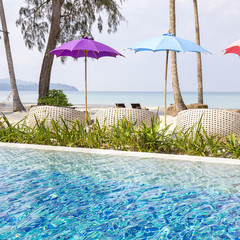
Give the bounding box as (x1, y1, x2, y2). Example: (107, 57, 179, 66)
(0, 103, 177, 131)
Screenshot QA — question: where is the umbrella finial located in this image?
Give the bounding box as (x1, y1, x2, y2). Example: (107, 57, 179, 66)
(164, 29, 174, 37)
(163, 32, 174, 37)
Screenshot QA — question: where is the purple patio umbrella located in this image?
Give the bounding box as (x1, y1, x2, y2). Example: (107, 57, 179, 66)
(49, 36, 123, 120)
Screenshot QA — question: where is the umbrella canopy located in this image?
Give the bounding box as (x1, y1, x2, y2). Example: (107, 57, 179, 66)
(128, 33, 209, 125)
(130, 33, 209, 53)
(49, 36, 123, 59)
(224, 39, 240, 56)
(49, 36, 123, 120)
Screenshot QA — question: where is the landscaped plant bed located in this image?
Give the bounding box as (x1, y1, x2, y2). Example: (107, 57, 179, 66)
(0, 115, 239, 159)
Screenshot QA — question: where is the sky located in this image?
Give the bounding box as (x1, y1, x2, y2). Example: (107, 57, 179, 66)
(0, 0, 240, 92)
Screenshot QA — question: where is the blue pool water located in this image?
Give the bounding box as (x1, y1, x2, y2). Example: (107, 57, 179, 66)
(0, 147, 240, 239)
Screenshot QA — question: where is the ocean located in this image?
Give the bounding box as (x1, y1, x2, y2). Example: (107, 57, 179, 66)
(0, 91, 240, 109)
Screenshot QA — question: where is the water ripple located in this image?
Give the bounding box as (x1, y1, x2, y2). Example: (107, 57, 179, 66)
(0, 147, 240, 239)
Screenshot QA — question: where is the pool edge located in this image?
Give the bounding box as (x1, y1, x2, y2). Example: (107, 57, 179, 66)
(0, 142, 239, 165)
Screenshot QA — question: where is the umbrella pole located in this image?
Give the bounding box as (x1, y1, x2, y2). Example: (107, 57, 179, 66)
(164, 50, 169, 126)
(84, 51, 88, 122)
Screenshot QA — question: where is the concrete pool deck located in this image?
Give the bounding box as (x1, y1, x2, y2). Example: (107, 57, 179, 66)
(0, 142, 239, 166)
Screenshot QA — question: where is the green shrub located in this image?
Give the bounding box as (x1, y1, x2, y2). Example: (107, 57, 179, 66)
(38, 89, 72, 107)
(0, 115, 239, 159)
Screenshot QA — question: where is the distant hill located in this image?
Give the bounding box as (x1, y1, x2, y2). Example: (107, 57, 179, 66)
(0, 79, 79, 91)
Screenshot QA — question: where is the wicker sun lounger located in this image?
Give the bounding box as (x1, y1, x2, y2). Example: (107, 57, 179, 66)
(26, 105, 85, 128)
(131, 103, 141, 109)
(95, 108, 159, 128)
(115, 103, 126, 108)
(176, 109, 240, 138)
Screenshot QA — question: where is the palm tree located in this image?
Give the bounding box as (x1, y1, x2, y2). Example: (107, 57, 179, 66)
(169, 0, 187, 112)
(0, 0, 25, 112)
(193, 0, 203, 104)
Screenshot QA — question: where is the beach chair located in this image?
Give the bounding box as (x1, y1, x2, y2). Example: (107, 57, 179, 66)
(176, 109, 240, 139)
(95, 108, 159, 128)
(26, 105, 85, 128)
(115, 103, 126, 108)
(131, 103, 141, 109)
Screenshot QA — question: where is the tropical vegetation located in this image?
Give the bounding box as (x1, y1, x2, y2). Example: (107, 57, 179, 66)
(16, 0, 126, 99)
(0, 116, 239, 159)
(0, 0, 25, 112)
(38, 89, 72, 107)
(169, 0, 187, 113)
(0, 0, 206, 113)
(193, 0, 203, 104)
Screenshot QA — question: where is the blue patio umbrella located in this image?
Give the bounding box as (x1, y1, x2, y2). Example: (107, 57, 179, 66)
(128, 33, 210, 125)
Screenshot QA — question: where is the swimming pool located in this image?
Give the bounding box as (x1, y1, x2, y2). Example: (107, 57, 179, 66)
(0, 146, 240, 239)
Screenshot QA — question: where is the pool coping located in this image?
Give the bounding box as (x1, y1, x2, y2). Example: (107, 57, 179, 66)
(0, 142, 239, 165)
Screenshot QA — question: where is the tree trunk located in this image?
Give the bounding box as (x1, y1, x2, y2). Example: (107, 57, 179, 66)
(38, 0, 64, 99)
(0, 0, 25, 112)
(193, 0, 203, 104)
(169, 0, 186, 112)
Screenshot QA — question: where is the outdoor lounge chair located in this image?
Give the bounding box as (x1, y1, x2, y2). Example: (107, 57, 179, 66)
(131, 103, 141, 109)
(26, 105, 85, 128)
(176, 109, 240, 139)
(95, 108, 159, 128)
(115, 103, 126, 108)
